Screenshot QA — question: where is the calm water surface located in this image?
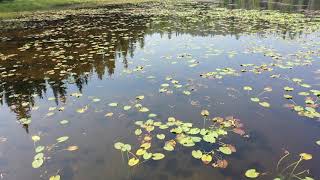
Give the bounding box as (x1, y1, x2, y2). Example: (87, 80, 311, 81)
(0, 1, 319, 180)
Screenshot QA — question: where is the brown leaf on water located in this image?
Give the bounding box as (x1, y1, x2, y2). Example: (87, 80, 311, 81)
(67, 146, 79, 151)
(213, 159, 228, 168)
(227, 144, 236, 153)
(233, 128, 245, 136)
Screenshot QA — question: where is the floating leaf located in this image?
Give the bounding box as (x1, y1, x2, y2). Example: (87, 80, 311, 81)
(183, 91, 191, 95)
(32, 158, 44, 168)
(123, 106, 131, 111)
(152, 153, 165, 160)
(128, 158, 139, 166)
(148, 113, 157, 118)
(136, 95, 145, 100)
(49, 175, 60, 180)
(139, 107, 149, 112)
(114, 142, 124, 150)
(284, 86, 294, 91)
(143, 152, 152, 160)
(243, 86, 253, 91)
(191, 150, 203, 159)
(283, 94, 293, 99)
(66, 146, 79, 151)
(60, 120, 69, 125)
(108, 103, 118, 107)
(35, 146, 45, 153)
(213, 159, 228, 168)
(136, 148, 146, 156)
(259, 102, 270, 108)
(245, 169, 260, 178)
(219, 146, 232, 155)
(299, 153, 312, 160)
(32, 135, 40, 142)
(32, 153, 44, 169)
(56, 136, 69, 143)
(250, 97, 260, 102)
(92, 98, 101, 102)
(156, 134, 165, 140)
(76, 106, 88, 113)
(135, 129, 142, 136)
(122, 144, 132, 152)
(163, 143, 174, 151)
(201, 154, 212, 164)
(140, 143, 151, 150)
(105, 112, 113, 117)
(201, 110, 210, 116)
(203, 134, 216, 143)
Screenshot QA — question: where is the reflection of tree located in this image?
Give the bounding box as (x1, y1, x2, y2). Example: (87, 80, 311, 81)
(0, 12, 150, 123)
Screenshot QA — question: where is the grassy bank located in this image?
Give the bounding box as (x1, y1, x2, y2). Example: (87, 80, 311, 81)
(0, 0, 153, 18)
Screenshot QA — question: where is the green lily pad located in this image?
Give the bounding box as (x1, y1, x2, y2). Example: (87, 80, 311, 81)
(152, 153, 165, 160)
(259, 102, 270, 108)
(128, 158, 139, 166)
(49, 175, 60, 180)
(136, 148, 146, 156)
(191, 150, 203, 159)
(201, 154, 212, 164)
(35, 146, 45, 153)
(163, 143, 174, 151)
(135, 129, 142, 136)
(60, 120, 69, 125)
(108, 103, 118, 107)
(156, 134, 165, 140)
(243, 86, 253, 91)
(123, 105, 132, 111)
(56, 136, 69, 143)
(245, 169, 260, 178)
(143, 152, 153, 160)
(219, 146, 232, 155)
(32, 158, 44, 168)
(139, 107, 149, 112)
(250, 97, 260, 102)
(114, 142, 124, 150)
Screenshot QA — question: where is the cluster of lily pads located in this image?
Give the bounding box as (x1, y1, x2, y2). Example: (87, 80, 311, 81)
(114, 109, 246, 168)
(159, 76, 193, 96)
(31, 134, 78, 180)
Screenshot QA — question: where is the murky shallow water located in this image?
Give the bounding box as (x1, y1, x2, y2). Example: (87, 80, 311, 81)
(0, 1, 320, 180)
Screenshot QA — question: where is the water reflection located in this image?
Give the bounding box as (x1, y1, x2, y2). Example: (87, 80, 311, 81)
(0, 2, 319, 180)
(0, 12, 150, 122)
(0, 1, 319, 123)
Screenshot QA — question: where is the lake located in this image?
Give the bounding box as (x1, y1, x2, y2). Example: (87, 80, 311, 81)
(0, 0, 319, 179)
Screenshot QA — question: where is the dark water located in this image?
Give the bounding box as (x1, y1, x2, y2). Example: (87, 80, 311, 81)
(0, 1, 320, 180)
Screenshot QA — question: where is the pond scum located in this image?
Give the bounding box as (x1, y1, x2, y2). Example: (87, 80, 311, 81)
(0, 0, 320, 180)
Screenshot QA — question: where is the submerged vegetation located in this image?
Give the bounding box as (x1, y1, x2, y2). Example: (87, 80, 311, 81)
(0, 0, 319, 180)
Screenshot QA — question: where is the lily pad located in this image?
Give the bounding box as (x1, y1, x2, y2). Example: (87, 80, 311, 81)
(49, 175, 60, 180)
(128, 158, 139, 166)
(245, 169, 260, 178)
(152, 153, 165, 160)
(191, 150, 203, 159)
(56, 136, 69, 143)
(219, 146, 232, 155)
